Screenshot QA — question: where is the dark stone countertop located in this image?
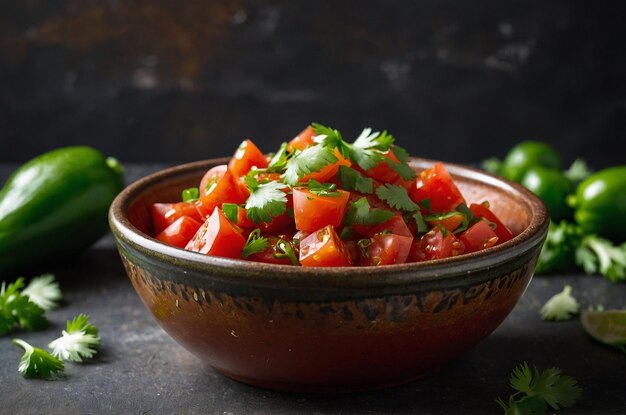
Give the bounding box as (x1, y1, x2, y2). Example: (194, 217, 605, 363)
(0, 165, 625, 414)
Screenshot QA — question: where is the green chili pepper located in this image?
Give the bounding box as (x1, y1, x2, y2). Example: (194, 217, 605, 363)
(501, 141, 562, 182)
(0, 146, 124, 274)
(521, 165, 575, 222)
(567, 166, 626, 242)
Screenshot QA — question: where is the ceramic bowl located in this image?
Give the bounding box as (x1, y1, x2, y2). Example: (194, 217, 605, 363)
(109, 157, 549, 393)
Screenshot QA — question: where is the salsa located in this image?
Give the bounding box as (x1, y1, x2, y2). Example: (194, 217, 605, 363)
(151, 124, 514, 267)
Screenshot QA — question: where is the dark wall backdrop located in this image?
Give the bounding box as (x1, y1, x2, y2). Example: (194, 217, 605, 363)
(1, 0, 625, 166)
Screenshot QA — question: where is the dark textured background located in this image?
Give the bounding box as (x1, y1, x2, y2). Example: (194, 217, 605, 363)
(1, 0, 625, 165)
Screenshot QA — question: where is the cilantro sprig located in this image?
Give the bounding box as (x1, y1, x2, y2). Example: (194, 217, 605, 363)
(283, 144, 338, 185)
(307, 179, 341, 197)
(0, 277, 47, 335)
(22, 274, 62, 311)
(344, 197, 394, 226)
(338, 165, 373, 194)
(13, 339, 64, 379)
(241, 229, 270, 258)
(244, 175, 288, 223)
(49, 314, 101, 362)
(375, 184, 419, 212)
(496, 363, 582, 414)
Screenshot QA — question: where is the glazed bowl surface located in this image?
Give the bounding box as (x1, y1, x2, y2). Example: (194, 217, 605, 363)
(109, 157, 549, 393)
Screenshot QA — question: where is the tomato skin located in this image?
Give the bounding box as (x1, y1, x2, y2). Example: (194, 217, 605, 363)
(293, 187, 350, 232)
(197, 170, 247, 218)
(299, 225, 352, 267)
(185, 207, 246, 259)
(469, 203, 514, 243)
(199, 165, 227, 196)
(366, 150, 401, 183)
(409, 162, 465, 212)
(457, 220, 499, 253)
(156, 216, 202, 248)
(352, 215, 413, 238)
(303, 148, 351, 183)
(409, 228, 465, 262)
(288, 126, 316, 151)
(228, 139, 268, 178)
(360, 233, 413, 265)
(151, 202, 203, 235)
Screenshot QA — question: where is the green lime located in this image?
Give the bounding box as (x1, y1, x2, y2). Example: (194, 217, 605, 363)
(581, 310, 626, 353)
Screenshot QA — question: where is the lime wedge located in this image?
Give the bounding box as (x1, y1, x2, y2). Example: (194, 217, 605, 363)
(581, 310, 626, 353)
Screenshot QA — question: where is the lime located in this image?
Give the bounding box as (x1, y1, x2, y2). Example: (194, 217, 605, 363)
(581, 310, 626, 353)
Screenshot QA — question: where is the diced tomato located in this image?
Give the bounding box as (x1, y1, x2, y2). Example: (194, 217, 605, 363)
(409, 228, 465, 262)
(288, 125, 316, 151)
(156, 216, 202, 248)
(199, 165, 227, 196)
(197, 170, 247, 218)
(428, 213, 466, 233)
(228, 139, 269, 178)
(231, 198, 293, 233)
(344, 240, 360, 264)
(457, 220, 499, 253)
(409, 162, 465, 212)
(469, 203, 514, 243)
(299, 225, 352, 267)
(365, 149, 401, 183)
(352, 215, 413, 238)
(360, 233, 413, 266)
(302, 148, 351, 183)
(185, 207, 246, 259)
(293, 187, 350, 232)
(151, 202, 203, 235)
(248, 236, 295, 265)
(393, 176, 416, 193)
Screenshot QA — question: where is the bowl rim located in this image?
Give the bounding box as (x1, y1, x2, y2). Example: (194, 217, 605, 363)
(109, 157, 549, 287)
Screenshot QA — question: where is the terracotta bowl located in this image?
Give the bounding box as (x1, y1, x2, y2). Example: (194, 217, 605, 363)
(109, 157, 549, 393)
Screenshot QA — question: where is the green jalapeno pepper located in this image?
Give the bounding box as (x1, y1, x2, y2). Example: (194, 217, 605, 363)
(0, 146, 124, 274)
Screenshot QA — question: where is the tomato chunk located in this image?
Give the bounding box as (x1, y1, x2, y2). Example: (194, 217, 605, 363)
(299, 225, 352, 267)
(302, 148, 351, 183)
(247, 236, 295, 265)
(469, 203, 514, 243)
(360, 233, 413, 265)
(156, 216, 202, 248)
(288, 126, 316, 151)
(409, 162, 465, 212)
(228, 139, 268, 178)
(352, 215, 413, 238)
(365, 149, 401, 183)
(409, 228, 465, 262)
(197, 170, 247, 218)
(199, 165, 227, 196)
(293, 187, 350, 232)
(185, 207, 246, 259)
(151, 202, 203, 235)
(457, 220, 499, 253)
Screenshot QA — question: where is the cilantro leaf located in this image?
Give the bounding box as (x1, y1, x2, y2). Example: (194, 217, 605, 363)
(349, 128, 390, 171)
(535, 221, 584, 275)
(307, 179, 341, 197)
(283, 144, 338, 185)
(241, 229, 270, 258)
(338, 166, 373, 194)
(575, 235, 626, 282)
(13, 339, 64, 379)
(387, 146, 416, 180)
(0, 278, 47, 335)
(540, 285, 579, 321)
(23, 274, 61, 311)
(344, 197, 394, 226)
(497, 362, 582, 414)
(411, 211, 430, 234)
(376, 184, 419, 212)
(49, 314, 101, 362)
(244, 178, 288, 223)
(267, 142, 290, 173)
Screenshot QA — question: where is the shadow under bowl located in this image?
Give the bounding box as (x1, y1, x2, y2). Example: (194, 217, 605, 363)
(109, 158, 549, 393)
